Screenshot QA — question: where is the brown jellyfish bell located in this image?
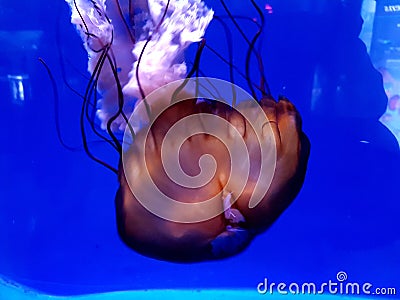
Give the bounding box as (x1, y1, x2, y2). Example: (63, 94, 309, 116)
(115, 78, 310, 262)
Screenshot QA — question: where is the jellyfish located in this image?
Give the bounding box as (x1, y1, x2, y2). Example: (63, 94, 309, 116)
(64, 0, 310, 262)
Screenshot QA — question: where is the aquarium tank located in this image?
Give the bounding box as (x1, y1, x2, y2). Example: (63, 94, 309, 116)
(0, 0, 399, 299)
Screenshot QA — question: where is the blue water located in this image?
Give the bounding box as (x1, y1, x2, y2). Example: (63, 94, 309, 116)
(0, 0, 399, 298)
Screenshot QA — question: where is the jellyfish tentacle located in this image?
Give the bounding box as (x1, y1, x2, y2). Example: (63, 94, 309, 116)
(249, 0, 271, 96)
(219, 0, 256, 100)
(80, 46, 119, 173)
(219, 0, 269, 100)
(171, 39, 207, 105)
(86, 50, 121, 151)
(39, 58, 77, 151)
(112, 0, 135, 45)
(211, 16, 236, 104)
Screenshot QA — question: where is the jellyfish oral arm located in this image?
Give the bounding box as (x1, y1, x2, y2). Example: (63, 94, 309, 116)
(65, 0, 141, 131)
(123, 0, 214, 123)
(65, 0, 214, 132)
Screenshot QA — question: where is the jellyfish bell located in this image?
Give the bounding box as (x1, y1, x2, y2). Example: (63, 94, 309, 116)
(115, 78, 310, 262)
(64, 0, 310, 262)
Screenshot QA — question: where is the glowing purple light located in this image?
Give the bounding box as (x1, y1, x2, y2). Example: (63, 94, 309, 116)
(265, 3, 273, 14)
